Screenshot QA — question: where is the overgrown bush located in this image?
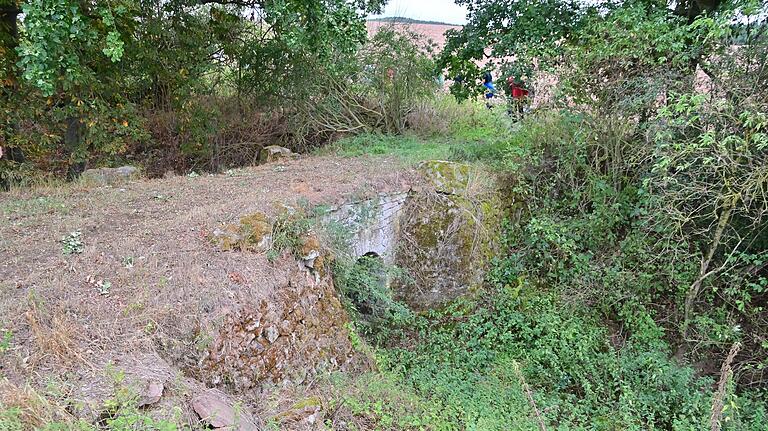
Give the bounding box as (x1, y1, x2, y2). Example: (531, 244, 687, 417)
(333, 57, 767, 425)
(332, 254, 412, 344)
(459, 101, 766, 422)
(288, 25, 439, 150)
(2, 0, 421, 186)
(460, 2, 768, 395)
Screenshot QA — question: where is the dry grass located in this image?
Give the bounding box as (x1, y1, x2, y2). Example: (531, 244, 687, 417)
(24, 299, 86, 368)
(405, 100, 460, 137)
(0, 154, 416, 427)
(0, 380, 76, 428)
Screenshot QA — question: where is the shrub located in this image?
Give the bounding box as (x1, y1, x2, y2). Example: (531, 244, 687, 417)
(332, 254, 412, 344)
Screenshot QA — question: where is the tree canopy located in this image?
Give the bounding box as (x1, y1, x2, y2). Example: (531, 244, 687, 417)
(438, 0, 765, 98)
(1, 0, 441, 180)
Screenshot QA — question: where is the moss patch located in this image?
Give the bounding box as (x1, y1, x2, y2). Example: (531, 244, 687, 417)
(239, 212, 271, 251)
(210, 211, 272, 252)
(418, 160, 472, 195)
(394, 162, 504, 310)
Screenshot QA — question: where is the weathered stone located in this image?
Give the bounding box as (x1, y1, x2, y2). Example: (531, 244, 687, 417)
(239, 212, 272, 252)
(258, 145, 293, 164)
(137, 380, 164, 407)
(393, 162, 503, 310)
(205, 275, 354, 391)
(299, 232, 323, 273)
(318, 162, 500, 311)
(323, 192, 409, 265)
(264, 326, 279, 344)
(301, 250, 321, 267)
(274, 396, 322, 427)
(80, 166, 140, 186)
(211, 225, 243, 251)
(419, 160, 471, 195)
(210, 212, 272, 252)
(192, 389, 257, 430)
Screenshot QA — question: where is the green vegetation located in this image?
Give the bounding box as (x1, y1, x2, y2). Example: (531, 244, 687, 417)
(326, 1, 768, 429)
(0, 196, 68, 218)
(0, 330, 11, 353)
(333, 254, 413, 344)
(1, 0, 434, 184)
(2, 0, 767, 429)
(323, 96, 508, 162)
(331, 111, 767, 429)
(0, 372, 179, 430)
(361, 112, 765, 428)
(60, 231, 84, 255)
(327, 133, 458, 162)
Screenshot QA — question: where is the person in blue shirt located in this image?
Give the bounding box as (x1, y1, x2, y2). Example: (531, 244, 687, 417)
(482, 71, 496, 108)
(482, 71, 496, 98)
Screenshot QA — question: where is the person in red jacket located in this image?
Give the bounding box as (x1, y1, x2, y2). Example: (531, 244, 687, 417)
(506, 75, 531, 117)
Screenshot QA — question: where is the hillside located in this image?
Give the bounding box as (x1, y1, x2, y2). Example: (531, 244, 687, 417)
(366, 19, 461, 51)
(367, 17, 458, 26)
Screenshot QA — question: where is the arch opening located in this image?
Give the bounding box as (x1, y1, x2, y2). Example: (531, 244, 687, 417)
(342, 252, 389, 318)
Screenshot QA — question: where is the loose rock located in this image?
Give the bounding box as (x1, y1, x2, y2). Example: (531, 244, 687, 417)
(192, 389, 257, 430)
(80, 166, 140, 186)
(258, 145, 293, 164)
(137, 380, 164, 407)
(210, 212, 272, 252)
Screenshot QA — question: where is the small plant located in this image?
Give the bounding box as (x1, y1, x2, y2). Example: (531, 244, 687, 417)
(225, 168, 249, 177)
(98, 366, 180, 430)
(121, 256, 134, 268)
(61, 231, 85, 255)
(85, 275, 112, 296)
(333, 255, 412, 344)
(143, 321, 156, 334)
(0, 329, 12, 352)
(0, 406, 23, 431)
(267, 208, 313, 262)
(98, 281, 112, 296)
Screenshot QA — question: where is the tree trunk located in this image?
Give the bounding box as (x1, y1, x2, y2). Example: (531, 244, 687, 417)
(64, 116, 86, 179)
(1, 1, 21, 179)
(0, 1, 19, 86)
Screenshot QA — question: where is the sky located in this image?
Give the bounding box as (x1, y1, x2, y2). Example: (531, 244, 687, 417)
(369, 0, 469, 25)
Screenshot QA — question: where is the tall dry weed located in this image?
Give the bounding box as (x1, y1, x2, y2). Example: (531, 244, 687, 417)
(24, 300, 84, 367)
(0, 380, 75, 427)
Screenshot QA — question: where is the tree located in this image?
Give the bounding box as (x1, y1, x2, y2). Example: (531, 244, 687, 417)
(437, 0, 745, 99)
(1, 0, 388, 180)
(0, 0, 20, 86)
